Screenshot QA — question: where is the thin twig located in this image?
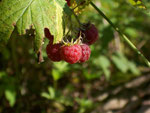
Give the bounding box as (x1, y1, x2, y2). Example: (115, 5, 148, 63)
(71, 9, 82, 25)
(90, 2, 150, 67)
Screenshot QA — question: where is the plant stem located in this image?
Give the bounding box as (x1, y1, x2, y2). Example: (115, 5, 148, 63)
(11, 30, 19, 76)
(71, 9, 82, 25)
(90, 2, 150, 67)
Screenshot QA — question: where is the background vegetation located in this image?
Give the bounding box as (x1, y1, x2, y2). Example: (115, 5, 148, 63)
(0, 0, 150, 113)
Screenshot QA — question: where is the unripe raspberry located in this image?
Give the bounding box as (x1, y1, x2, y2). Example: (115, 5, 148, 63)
(80, 44, 91, 63)
(46, 43, 62, 62)
(60, 44, 82, 64)
(80, 24, 99, 45)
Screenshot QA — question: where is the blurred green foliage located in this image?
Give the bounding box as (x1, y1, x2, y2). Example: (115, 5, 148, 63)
(0, 0, 150, 113)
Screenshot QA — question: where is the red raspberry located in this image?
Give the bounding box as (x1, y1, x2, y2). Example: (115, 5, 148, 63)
(44, 28, 54, 44)
(65, 0, 71, 6)
(80, 44, 91, 63)
(81, 24, 99, 45)
(46, 43, 62, 62)
(60, 44, 82, 64)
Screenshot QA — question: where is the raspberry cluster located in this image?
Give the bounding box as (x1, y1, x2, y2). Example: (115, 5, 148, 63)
(46, 41, 91, 64)
(45, 23, 98, 64)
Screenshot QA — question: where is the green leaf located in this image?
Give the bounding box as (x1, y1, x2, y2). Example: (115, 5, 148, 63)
(41, 87, 55, 99)
(52, 62, 69, 81)
(52, 69, 62, 81)
(48, 87, 55, 99)
(112, 52, 140, 75)
(0, 71, 7, 78)
(76, 98, 93, 108)
(125, 27, 138, 38)
(5, 87, 16, 107)
(128, 62, 140, 75)
(94, 56, 111, 80)
(128, 0, 146, 9)
(53, 62, 69, 72)
(41, 92, 51, 99)
(112, 52, 129, 73)
(0, 0, 68, 52)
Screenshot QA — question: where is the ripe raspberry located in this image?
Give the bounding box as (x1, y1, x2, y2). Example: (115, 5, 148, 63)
(44, 28, 54, 44)
(80, 44, 91, 63)
(65, 0, 71, 6)
(80, 24, 99, 45)
(46, 43, 62, 62)
(60, 44, 82, 64)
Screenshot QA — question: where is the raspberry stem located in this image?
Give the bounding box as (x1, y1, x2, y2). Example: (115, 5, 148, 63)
(90, 2, 150, 67)
(71, 9, 82, 25)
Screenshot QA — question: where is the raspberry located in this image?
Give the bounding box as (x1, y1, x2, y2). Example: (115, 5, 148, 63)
(65, 0, 71, 6)
(44, 28, 54, 44)
(80, 24, 99, 45)
(80, 44, 91, 63)
(60, 44, 82, 64)
(46, 43, 62, 62)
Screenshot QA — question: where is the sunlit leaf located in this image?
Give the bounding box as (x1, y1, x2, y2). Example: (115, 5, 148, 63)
(94, 56, 111, 80)
(112, 53, 129, 73)
(128, 0, 146, 9)
(5, 87, 16, 107)
(0, 0, 70, 52)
